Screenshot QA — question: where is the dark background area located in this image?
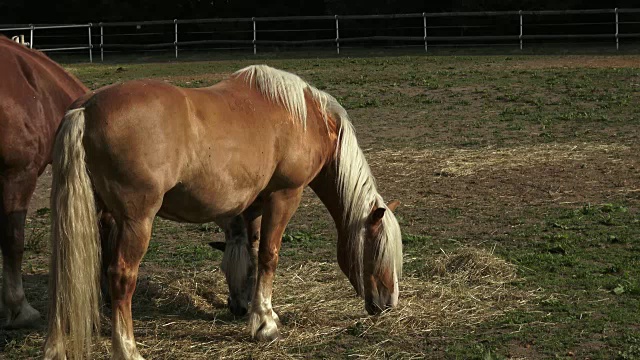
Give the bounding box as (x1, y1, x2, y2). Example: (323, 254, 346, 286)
(2, 0, 639, 54)
(1, 0, 638, 24)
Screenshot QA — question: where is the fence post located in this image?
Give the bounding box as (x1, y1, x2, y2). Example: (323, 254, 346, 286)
(100, 23, 104, 61)
(29, 24, 34, 49)
(335, 15, 340, 55)
(615, 8, 619, 50)
(519, 10, 523, 50)
(88, 23, 93, 63)
(423, 12, 427, 53)
(174, 19, 178, 58)
(253, 17, 256, 55)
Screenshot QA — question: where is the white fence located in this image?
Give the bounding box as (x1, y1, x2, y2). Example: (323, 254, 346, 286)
(2, 9, 640, 62)
(2, 24, 94, 61)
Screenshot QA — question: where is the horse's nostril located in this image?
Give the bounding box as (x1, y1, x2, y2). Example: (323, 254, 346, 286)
(228, 302, 248, 316)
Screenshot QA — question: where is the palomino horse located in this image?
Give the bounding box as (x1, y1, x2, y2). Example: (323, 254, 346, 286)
(0, 36, 87, 328)
(44, 65, 402, 359)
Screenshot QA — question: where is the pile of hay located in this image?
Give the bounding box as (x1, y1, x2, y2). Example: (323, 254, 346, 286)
(7, 247, 533, 359)
(429, 247, 517, 284)
(90, 247, 532, 358)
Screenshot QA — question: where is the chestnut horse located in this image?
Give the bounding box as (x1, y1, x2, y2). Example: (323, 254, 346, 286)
(44, 65, 402, 360)
(0, 36, 87, 328)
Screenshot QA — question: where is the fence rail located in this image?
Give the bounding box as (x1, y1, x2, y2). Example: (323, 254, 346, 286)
(2, 8, 640, 62)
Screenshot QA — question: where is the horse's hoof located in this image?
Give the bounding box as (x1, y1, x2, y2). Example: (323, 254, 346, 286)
(255, 323, 280, 342)
(43, 349, 67, 360)
(112, 353, 146, 360)
(4, 302, 41, 329)
(249, 311, 281, 342)
(43, 338, 67, 360)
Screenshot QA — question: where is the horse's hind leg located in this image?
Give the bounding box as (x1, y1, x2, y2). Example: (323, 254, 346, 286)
(108, 216, 153, 360)
(0, 172, 41, 328)
(99, 211, 116, 300)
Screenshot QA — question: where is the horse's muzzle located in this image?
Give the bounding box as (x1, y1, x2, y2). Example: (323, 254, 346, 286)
(365, 289, 399, 315)
(228, 297, 248, 316)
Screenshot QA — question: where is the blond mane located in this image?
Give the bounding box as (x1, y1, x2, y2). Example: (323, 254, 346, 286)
(234, 65, 330, 129)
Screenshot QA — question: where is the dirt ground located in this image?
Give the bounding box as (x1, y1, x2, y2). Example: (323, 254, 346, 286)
(3, 54, 640, 359)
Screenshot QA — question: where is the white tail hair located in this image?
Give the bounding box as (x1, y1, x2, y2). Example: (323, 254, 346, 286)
(44, 108, 101, 360)
(235, 65, 402, 293)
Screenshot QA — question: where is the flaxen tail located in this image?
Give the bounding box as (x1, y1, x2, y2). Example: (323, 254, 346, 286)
(44, 108, 100, 360)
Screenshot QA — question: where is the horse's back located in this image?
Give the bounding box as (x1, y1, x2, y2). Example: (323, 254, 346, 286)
(78, 79, 268, 220)
(0, 46, 42, 168)
(0, 37, 86, 173)
(78, 77, 333, 222)
(0, 37, 86, 109)
(80, 78, 288, 180)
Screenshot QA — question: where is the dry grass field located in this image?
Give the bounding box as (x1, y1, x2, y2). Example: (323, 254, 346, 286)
(1, 53, 639, 359)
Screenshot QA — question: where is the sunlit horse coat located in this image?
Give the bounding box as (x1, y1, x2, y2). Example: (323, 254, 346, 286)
(44, 65, 402, 360)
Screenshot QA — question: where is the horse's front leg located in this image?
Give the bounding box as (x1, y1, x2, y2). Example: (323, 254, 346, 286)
(249, 188, 302, 341)
(243, 203, 262, 307)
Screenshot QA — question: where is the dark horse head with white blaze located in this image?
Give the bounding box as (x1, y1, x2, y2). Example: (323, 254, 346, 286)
(209, 215, 257, 316)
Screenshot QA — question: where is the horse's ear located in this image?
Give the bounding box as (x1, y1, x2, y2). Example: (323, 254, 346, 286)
(386, 200, 400, 212)
(370, 207, 386, 224)
(209, 241, 226, 252)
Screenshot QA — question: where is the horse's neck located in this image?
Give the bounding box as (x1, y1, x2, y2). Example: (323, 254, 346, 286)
(310, 163, 368, 282)
(309, 165, 348, 241)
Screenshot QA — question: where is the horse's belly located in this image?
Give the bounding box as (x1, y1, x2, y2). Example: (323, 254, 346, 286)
(157, 180, 258, 223)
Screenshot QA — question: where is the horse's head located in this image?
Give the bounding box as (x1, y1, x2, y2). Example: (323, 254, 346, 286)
(339, 200, 402, 315)
(363, 200, 401, 314)
(210, 239, 255, 316)
(209, 217, 255, 316)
